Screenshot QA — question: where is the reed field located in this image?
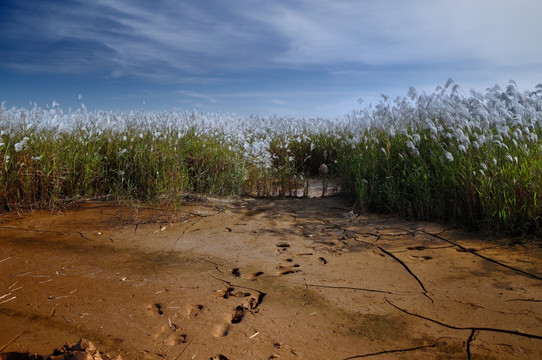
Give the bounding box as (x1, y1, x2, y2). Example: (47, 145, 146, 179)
(1, 79, 541, 236)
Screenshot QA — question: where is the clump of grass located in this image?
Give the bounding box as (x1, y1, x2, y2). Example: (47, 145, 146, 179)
(336, 80, 542, 235)
(1, 80, 541, 237)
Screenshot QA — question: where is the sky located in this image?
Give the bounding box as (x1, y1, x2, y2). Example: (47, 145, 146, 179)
(1, 0, 541, 117)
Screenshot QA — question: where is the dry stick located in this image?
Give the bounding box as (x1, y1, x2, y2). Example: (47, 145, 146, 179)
(174, 339, 193, 360)
(0, 296, 16, 305)
(0, 318, 45, 352)
(421, 230, 542, 280)
(343, 343, 436, 359)
(385, 298, 542, 340)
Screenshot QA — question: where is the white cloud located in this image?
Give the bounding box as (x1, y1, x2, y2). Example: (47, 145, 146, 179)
(241, 0, 542, 67)
(177, 90, 217, 103)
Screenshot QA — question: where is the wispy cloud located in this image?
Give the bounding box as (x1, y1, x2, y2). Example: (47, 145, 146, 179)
(177, 90, 216, 103)
(267, 99, 286, 105)
(2, 0, 541, 78)
(1, 0, 540, 115)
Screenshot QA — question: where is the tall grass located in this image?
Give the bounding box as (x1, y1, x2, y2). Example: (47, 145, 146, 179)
(336, 80, 542, 235)
(1, 79, 541, 235)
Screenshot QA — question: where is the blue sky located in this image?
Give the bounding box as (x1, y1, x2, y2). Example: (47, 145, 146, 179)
(1, 0, 541, 117)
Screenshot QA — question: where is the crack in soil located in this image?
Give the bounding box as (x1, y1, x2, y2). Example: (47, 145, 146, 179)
(386, 298, 542, 359)
(466, 329, 477, 360)
(342, 343, 437, 359)
(173, 217, 202, 247)
(288, 282, 395, 295)
(376, 245, 432, 301)
(421, 231, 542, 280)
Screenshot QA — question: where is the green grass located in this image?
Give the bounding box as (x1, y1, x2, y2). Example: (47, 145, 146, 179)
(1, 81, 541, 237)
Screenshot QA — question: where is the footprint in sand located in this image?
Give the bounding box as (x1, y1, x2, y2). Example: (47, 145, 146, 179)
(231, 267, 241, 278)
(213, 322, 230, 337)
(147, 303, 164, 316)
(215, 286, 250, 299)
(275, 242, 290, 255)
(164, 332, 187, 346)
(247, 271, 264, 280)
(410, 255, 433, 260)
(186, 304, 204, 318)
(243, 296, 259, 311)
(277, 269, 301, 275)
(231, 305, 245, 324)
(276, 261, 301, 275)
(407, 246, 428, 251)
(277, 263, 300, 270)
(210, 355, 229, 360)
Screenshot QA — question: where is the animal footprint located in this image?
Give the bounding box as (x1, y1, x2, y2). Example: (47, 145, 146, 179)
(216, 286, 250, 299)
(213, 323, 230, 337)
(247, 271, 264, 280)
(407, 246, 427, 251)
(276, 264, 300, 270)
(210, 355, 229, 360)
(187, 304, 204, 318)
(147, 303, 164, 316)
(164, 333, 187, 346)
(277, 269, 300, 275)
(275, 242, 290, 255)
(231, 268, 241, 277)
(276, 263, 301, 275)
(410, 255, 433, 260)
(231, 305, 245, 324)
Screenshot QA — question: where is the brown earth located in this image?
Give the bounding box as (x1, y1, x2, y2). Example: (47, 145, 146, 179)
(1, 187, 542, 359)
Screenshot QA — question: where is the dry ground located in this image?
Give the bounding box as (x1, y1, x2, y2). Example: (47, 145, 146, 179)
(1, 191, 541, 359)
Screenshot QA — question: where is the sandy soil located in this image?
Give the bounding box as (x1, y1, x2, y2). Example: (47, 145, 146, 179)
(1, 189, 542, 359)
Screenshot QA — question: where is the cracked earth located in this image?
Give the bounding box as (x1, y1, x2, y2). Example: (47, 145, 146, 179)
(1, 193, 541, 359)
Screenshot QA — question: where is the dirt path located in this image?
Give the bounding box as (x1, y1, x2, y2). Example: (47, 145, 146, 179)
(1, 194, 541, 359)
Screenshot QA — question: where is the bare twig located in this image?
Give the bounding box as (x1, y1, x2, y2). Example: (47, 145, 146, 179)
(0, 296, 16, 305)
(174, 339, 193, 360)
(0, 318, 45, 352)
